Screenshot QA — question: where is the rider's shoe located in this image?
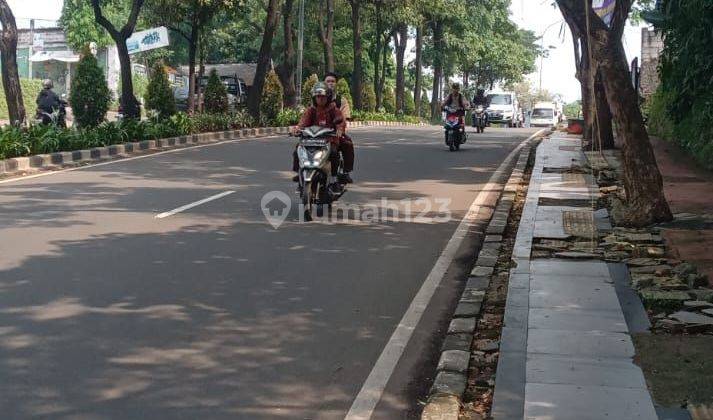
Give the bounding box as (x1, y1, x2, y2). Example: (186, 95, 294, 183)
(292, 175, 299, 182)
(339, 173, 353, 184)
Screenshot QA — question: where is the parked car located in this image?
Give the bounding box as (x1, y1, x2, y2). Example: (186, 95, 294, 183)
(486, 91, 523, 127)
(530, 102, 559, 128)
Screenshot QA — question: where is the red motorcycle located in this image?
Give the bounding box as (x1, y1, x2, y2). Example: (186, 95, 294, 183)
(443, 105, 466, 151)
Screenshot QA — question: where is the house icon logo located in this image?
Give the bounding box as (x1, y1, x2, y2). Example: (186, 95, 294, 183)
(261, 191, 291, 229)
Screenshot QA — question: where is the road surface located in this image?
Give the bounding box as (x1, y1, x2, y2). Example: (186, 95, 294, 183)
(0, 125, 537, 419)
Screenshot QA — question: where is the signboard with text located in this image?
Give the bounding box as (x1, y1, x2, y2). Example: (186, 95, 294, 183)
(127, 26, 170, 55)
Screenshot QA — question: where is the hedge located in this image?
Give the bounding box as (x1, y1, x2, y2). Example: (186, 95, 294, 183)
(0, 79, 43, 121)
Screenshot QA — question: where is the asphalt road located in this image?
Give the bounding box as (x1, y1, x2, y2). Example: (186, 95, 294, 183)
(0, 125, 537, 419)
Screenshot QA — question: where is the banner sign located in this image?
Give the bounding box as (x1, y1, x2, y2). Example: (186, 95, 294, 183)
(593, 0, 616, 27)
(127, 26, 170, 55)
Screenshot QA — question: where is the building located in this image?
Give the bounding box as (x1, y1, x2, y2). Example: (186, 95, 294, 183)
(639, 28, 664, 100)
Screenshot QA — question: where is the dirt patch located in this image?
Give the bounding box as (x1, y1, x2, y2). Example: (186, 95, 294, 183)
(633, 333, 713, 407)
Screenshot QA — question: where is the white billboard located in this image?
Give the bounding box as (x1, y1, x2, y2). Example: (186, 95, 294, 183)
(127, 26, 170, 55)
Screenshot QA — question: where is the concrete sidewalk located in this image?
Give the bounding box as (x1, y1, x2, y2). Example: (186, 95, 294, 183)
(492, 133, 658, 419)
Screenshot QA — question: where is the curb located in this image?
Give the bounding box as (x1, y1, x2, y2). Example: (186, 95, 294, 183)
(421, 139, 535, 420)
(0, 121, 425, 177)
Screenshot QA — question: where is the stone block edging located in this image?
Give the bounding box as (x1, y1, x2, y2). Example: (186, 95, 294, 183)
(421, 140, 535, 420)
(0, 121, 425, 177)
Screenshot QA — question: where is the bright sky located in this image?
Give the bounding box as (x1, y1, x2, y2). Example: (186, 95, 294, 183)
(10, 0, 645, 103)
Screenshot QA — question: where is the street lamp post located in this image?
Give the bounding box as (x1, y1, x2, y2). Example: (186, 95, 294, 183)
(538, 21, 562, 92)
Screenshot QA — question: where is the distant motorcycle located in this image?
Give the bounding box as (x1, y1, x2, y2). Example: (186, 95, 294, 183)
(443, 105, 466, 151)
(294, 125, 347, 221)
(35, 99, 67, 128)
(471, 105, 487, 133)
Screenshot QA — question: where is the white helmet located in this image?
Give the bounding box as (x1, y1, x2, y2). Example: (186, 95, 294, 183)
(42, 79, 54, 89)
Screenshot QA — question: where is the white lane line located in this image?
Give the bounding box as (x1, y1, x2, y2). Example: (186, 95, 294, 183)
(155, 190, 235, 219)
(344, 129, 545, 420)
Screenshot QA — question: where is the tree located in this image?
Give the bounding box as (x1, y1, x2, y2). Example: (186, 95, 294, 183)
(0, 0, 25, 125)
(90, 0, 145, 120)
(383, 86, 396, 113)
(348, 0, 364, 109)
(393, 23, 408, 113)
(204, 68, 228, 113)
(413, 23, 423, 117)
(336, 78, 352, 105)
(404, 89, 415, 115)
(317, 0, 336, 72)
(302, 74, 319, 107)
(557, 0, 672, 226)
(144, 62, 176, 119)
(277, 0, 297, 107)
(71, 46, 111, 127)
(361, 83, 376, 112)
(261, 69, 283, 123)
(60, 0, 115, 50)
(247, 0, 281, 119)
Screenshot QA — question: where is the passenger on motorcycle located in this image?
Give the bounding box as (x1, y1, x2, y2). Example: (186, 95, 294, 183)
(290, 83, 352, 186)
(324, 72, 354, 184)
(36, 79, 63, 125)
(441, 83, 469, 127)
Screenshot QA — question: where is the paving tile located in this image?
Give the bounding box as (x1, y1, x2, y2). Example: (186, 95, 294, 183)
(529, 276, 622, 311)
(524, 382, 658, 420)
(527, 329, 635, 358)
(506, 286, 529, 308)
(508, 273, 529, 289)
(526, 353, 648, 389)
(530, 259, 611, 278)
(491, 351, 526, 420)
(500, 326, 527, 353)
(504, 305, 528, 330)
(528, 307, 628, 333)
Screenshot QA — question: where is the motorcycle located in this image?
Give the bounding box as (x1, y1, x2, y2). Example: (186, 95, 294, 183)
(294, 125, 347, 221)
(35, 99, 68, 129)
(443, 105, 466, 151)
(471, 105, 487, 133)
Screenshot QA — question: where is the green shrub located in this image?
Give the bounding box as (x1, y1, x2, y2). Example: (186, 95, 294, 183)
(0, 79, 43, 121)
(274, 108, 301, 126)
(383, 86, 396, 114)
(145, 62, 176, 119)
(404, 90, 415, 116)
(645, 87, 675, 140)
(301, 74, 319, 107)
(361, 83, 376, 112)
(260, 69, 283, 124)
(70, 47, 111, 128)
(419, 93, 431, 118)
(351, 110, 421, 124)
(336, 78, 352, 105)
(203, 69, 228, 114)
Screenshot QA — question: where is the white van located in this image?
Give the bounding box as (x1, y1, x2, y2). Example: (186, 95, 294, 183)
(486, 91, 523, 127)
(530, 102, 558, 128)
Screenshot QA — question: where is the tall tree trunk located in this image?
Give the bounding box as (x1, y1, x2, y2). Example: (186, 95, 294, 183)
(247, 0, 280, 119)
(187, 18, 198, 114)
(393, 23, 407, 113)
(318, 0, 335, 72)
(414, 24, 423, 117)
(279, 0, 297, 107)
(197, 29, 206, 113)
(349, 0, 363, 109)
(373, 2, 383, 109)
(378, 31, 389, 109)
(430, 20, 443, 120)
(558, 0, 672, 225)
(0, 0, 25, 125)
(91, 0, 144, 120)
(593, 69, 614, 149)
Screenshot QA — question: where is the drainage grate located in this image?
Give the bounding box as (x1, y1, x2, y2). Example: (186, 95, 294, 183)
(563, 210, 597, 238)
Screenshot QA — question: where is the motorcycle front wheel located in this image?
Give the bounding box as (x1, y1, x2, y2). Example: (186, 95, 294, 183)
(302, 181, 313, 221)
(447, 132, 455, 151)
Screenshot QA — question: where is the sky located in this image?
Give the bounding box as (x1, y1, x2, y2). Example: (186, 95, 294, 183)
(9, 0, 646, 103)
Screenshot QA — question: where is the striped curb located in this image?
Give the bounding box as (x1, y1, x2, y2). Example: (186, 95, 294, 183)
(0, 121, 426, 177)
(421, 140, 535, 420)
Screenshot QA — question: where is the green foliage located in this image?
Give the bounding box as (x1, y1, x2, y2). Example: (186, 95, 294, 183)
(301, 74, 319, 107)
(336, 78, 352, 105)
(274, 108, 302, 126)
(260, 70, 284, 124)
(0, 79, 42, 121)
(383, 86, 396, 114)
(404, 90, 415, 116)
(361, 83, 377, 112)
(651, 0, 713, 169)
(419, 93, 431, 118)
(351, 110, 421, 124)
(203, 69, 229, 114)
(563, 101, 582, 119)
(145, 62, 177, 119)
(60, 0, 114, 50)
(70, 48, 111, 128)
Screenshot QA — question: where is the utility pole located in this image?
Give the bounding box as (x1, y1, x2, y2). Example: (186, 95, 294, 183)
(295, 0, 305, 107)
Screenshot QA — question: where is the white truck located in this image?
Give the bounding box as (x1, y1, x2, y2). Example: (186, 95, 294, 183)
(529, 102, 559, 128)
(485, 91, 523, 127)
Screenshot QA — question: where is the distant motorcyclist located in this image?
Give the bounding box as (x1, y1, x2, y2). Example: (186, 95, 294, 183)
(472, 88, 490, 125)
(290, 83, 352, 187)
(36, 79, 64, 126)
(324, 72, 354, 184)
(441, 82, 469, 126)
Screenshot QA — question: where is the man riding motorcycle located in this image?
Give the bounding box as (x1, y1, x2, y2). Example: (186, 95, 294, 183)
(290, 83, 353, 188)
(471, 88, 490, 127)
(441, 82, 469, 123)
(36, 79, 65, 127)
(324, 72, 354, 184)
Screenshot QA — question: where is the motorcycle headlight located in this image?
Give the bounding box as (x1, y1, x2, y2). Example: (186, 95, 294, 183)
(312, 150, 325, 162)
(297, 147, 310, 165)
